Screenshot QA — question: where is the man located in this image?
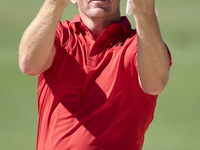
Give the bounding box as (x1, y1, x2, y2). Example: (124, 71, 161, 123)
(19, 0, 172, 149)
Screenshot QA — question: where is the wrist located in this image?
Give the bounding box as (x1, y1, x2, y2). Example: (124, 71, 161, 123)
(134, 10, 157, 21)
(42, 0, 69, 14)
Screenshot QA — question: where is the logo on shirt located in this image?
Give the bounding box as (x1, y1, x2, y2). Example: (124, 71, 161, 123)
(114, 42, 124, 47)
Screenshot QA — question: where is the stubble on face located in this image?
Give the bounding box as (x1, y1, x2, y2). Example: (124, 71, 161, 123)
(77, 0, 121, 20)
(76, 0, 121, 39)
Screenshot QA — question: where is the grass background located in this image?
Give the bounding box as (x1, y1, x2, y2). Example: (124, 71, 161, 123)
(0, 0, 200, 149)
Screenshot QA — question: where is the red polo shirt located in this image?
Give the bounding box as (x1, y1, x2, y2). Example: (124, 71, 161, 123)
(36, 15, 172, 150)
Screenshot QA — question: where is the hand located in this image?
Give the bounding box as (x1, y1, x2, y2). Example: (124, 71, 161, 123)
(128, 0, 156, 18)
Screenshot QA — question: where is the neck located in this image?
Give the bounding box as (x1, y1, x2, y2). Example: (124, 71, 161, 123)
(80, 14, 121, 40)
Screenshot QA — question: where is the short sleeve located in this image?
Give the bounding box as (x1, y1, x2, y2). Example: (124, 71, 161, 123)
(165, 44, 172, 67)
(53, 20, 70, 62)
(134, 43, 172, 72)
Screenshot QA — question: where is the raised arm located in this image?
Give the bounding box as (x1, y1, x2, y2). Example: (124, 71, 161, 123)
(128, 0, 170, 95)
(19, 0, 70, 76)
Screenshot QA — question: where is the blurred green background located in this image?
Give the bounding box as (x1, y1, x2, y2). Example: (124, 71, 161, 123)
(0, 0, 199, 149)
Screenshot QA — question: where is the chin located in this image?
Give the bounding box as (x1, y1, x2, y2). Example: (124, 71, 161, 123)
(87, 7, 111, 16)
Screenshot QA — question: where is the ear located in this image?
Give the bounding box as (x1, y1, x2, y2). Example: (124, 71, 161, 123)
(71, 0, 77, 4)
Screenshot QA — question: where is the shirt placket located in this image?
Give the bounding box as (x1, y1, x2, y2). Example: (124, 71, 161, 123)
(87, 33, 108, 67)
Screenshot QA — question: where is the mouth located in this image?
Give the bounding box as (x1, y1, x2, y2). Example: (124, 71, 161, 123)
(89, 0, 109, 6)
(90, 0, 107, 2)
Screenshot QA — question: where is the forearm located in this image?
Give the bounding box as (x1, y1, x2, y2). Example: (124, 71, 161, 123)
(19, 0, 68, 75)
(135, 14, 170, 95)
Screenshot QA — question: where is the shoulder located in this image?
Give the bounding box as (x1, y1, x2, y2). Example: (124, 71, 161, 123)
(56, 20, 70, 37)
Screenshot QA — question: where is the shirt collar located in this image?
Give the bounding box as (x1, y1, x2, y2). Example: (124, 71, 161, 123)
(116, 16, 132, 34)
(70, 15, 132, 35)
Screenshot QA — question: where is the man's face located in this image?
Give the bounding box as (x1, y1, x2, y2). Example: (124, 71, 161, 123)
(72, 0, 121, 19)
